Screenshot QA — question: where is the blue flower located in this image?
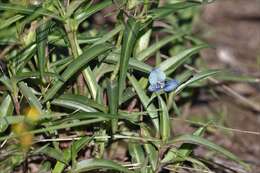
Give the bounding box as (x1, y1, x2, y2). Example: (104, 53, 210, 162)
(148, 68, 179, 92)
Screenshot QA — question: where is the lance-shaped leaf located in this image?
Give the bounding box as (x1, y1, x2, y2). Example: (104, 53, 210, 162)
(43, 43, 111, 102)
(118, 18, 140, 103)
(162, 126, 206, 163)
(51, 94, 107, 113)
(0, 94, 13, 132)
(142, 126, 159, 171)
(36, 21, 51, 82)
(158, 44, 209, 75)
(158, 96, 171, 142)
(107, 79, 119, 133)
(128, 74, 159, 132)
(18, 82, 42, 113)
(136, 34, 183, 61)
(149, 2, 201, 19)
(73, 159, 134, 173)
(174, 69, 221, 95)
(75, 0, 113, 24)
(0, 3, 63, 21)
(168, 134, 249, 170)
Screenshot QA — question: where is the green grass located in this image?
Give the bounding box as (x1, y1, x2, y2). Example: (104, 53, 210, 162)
(0, 0, 250, 172)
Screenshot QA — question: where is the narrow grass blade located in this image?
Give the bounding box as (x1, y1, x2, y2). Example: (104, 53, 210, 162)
(162, 126, 206, 163)
(106, 51, 152, 73)
(39, 146, 67, 164)
(53, 136, 93, 173)
(94, 24, 123, 45)
(107, 79, 119, 133)
(158, 96, 171, 143)
(51, 94, 107, 113)
(82, 67, 99, 99)
(31, 118, 106, 136)
(75, 0, 113, 24)
(36, 21, 49, 82)
(73, 159, 134, 173)
(15, 71, 64, 82)
(43, 43, 111, 102)
(174, 70, 221, 95)
(53, 149, 71, 173)
(0, 14, 24, 30)
(18, 82, 42, 112)
(128, 75, 159, 132)
(129, 142, 145, 165)
(0, 94, 13, 132)
(149, 2, 200, 19)
(142, 126, 159, 171)
(136, 34, 183, 61)
(66, 0, 85, 17)
(168, 134, 249, 169)
(118, 18, 140, 101)
(0, 3, 63, 21)
(71, 136, 93, 168)
(134, 29, 152, 55)
(158, 44, 208, 75)
(0, 75, 13, 92)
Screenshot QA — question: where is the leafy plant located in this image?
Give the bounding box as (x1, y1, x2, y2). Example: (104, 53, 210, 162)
(0, 0, 249, 172)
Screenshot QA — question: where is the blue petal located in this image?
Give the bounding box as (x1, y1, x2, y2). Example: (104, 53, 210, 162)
(148, 68, 166, 85)
(148, 84, 162, 92)
(164, 79, 179, 92)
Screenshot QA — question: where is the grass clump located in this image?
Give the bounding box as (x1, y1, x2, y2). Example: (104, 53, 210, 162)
(0, 0, 249, 172)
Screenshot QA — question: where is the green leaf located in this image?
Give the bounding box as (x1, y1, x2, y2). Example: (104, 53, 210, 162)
(0, 75, 13, 92)
(71, 136, 93, 168)
(66, 0, 85, 17)
(136, 34, 183, 61)
(162, 126, 206, 163)
(0, 14, 24, 30)
(75, 0, 113, 24)
(105, 51, 153, 73)
(69, 112, 115, 121)
(158, 44, 208, 75)
(128, 75, 159, 132)
(53, 149, 71, 173)
(39, 161, 52, 173)
(15, 71, 64, 82)
(168, 134, 249, 169)
(128, 142, 145, 166)
(174, 70, 221, 95)
(36, 21, 50, 82)
(18, 81, 42, 113)
(0, 119, 106, 141)
(107, 79, 119, 133)
(73, 159, 134, 173)
(0, 94, 13, 132)
(82, 67, 98, 100)
(158, 96, 171, 143)
(39, 146, 67, 164)
(94, 24, 124, 45)
(0, 3, 63, 21)
(13, 44, 37, 71)
(118, 18, 140, 102)
(0, 116, 25, 127)
(134, 29, 152, 55)
(215, 72, 260, 83)
(51, 94, 107, 113)
(142, 126, 159, 171)
(149, 2, 201, 19)
(43, 43, 111, 102)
